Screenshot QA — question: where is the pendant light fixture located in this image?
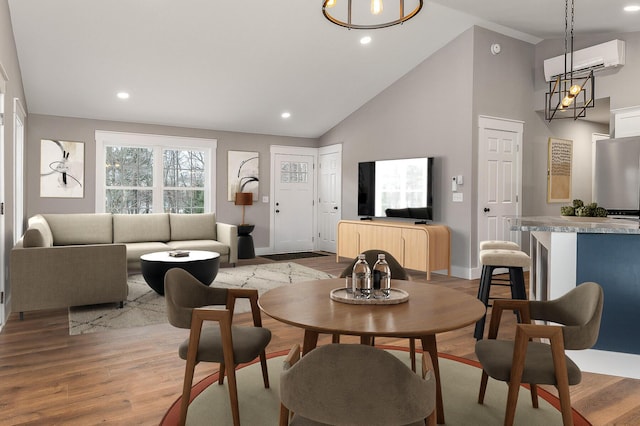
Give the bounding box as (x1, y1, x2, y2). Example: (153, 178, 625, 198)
(323, 0, 423, 30)
(545, 0, 595, 121)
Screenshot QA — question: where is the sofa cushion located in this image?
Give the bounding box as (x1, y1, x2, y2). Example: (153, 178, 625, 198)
(166, 240, 230, 256)
(170, 213, 217, 241)
(114, 213, 170, 243)
(26, 214, 54, 247)
(43, 213, 113, 245)
(124, 242, 172, 262)
(23, 228, 46, 248)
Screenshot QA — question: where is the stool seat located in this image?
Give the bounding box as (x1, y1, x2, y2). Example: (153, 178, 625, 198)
(475, 249, 530, 340)
(480, 249, 530, 268)
(479, 240, 520, 251)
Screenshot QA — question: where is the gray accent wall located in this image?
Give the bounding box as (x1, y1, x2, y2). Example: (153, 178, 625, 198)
(25, 114, 317, 248)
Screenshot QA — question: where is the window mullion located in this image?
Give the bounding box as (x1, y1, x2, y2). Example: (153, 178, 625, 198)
(153, 146, 164, 213)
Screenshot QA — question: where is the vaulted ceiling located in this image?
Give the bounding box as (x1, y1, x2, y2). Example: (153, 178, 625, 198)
(8, 1, 640, 138)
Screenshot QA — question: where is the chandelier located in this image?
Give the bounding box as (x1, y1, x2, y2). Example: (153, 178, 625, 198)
(322, 0, 423, 30)
(545, 0, 595, 121)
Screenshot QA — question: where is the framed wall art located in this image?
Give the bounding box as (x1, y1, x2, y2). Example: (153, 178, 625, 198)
(547, 137, 572, 203)
(40, 139, 85, 198)
(227, 150, 259, 201)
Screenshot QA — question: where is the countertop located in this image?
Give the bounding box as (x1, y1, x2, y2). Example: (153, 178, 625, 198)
(509, 216, 640, 234)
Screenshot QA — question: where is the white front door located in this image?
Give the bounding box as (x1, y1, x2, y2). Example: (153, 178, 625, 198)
(477, 116, 523, 263)
(317, 145, 342, 253)
(272, 147, 316, 253)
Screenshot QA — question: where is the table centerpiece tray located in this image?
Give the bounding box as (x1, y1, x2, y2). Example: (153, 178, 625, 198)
(329, 287, 409, 305)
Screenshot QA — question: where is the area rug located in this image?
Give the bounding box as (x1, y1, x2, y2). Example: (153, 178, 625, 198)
(260, 251, 330, 261)
(68, 262, 334, 335)
(161, 348, 591, 426)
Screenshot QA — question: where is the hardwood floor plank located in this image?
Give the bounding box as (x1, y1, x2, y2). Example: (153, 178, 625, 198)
(0, 253, 638, 425)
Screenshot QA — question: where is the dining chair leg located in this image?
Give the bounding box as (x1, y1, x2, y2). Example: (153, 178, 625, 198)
(421, 335, 444, 425)
(409, 338, 416, 372)
(478, 371, 489, 404)
(530, 384, 539, 408)
(226, 366, 241, 426)
(279, 403, 290, 426)
(259, 350, 270, 388)
(179, 359, 197, 426)
(331, 333, 340, 343)
(219, 362, 226, 385)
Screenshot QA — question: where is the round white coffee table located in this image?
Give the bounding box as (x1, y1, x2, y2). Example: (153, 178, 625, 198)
(140, 250, 220, 295)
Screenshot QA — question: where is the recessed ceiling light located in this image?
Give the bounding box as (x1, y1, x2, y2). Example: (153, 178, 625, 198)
(360, 36, 372, 45)
(281, 112, 291, 119)
(624, 5, 640, 11)
(117, 92, 130, 100)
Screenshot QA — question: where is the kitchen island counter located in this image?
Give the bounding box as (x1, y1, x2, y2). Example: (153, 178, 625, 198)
(510, 216, 640, 379)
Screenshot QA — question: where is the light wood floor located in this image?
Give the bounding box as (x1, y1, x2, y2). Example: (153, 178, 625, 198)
(1, 254, 639, 425)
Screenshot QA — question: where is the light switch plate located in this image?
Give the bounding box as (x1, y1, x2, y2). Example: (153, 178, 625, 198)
(453, 192, 463, 202)
(262, 196, 269, 203)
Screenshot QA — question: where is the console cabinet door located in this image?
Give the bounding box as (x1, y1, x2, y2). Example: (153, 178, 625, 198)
(402, 228, 428, 271)
(337, 222, 360, 259)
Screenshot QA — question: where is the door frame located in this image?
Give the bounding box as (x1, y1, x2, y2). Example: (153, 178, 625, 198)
(269, 145, 318, 254)
(474, 115, 524, 279)
(0, 63, 8, 328)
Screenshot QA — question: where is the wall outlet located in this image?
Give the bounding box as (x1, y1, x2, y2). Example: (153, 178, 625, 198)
(452, 192, 463, 202)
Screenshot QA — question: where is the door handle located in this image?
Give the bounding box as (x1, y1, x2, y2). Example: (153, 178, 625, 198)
(483, 207, 490, 212)
(333, 206, 339, 210)
(275, 209, 280, 213)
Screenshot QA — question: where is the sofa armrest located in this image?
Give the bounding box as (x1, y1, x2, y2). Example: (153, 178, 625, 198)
(10, 244, 128, 314)
(216, 222, 238, 264)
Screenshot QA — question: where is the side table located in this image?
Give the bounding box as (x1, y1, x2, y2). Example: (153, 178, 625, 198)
(237, 224, 255, 259)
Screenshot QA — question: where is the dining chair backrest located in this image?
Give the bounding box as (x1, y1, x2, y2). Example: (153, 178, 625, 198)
(164, 267, 228, 329)
(280, 344, 435, 426)
(339, 249, 409, 280)
(529, 281, 604, 350)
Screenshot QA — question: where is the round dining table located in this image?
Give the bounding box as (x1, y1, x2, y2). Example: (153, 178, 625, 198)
(258, 278, 486, 425)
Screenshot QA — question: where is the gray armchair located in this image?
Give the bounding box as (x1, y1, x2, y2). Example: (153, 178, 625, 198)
(475, 281, 604, 426)
(164, 268, 272, 426)
(279, 343, 436, 426)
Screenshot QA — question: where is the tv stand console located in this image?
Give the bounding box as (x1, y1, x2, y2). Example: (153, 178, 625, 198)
(337, 220, 450, 280)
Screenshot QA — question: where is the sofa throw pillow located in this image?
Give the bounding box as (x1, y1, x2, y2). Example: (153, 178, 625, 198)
(23, 228, 46, 248)
(170, 213, 217, 241)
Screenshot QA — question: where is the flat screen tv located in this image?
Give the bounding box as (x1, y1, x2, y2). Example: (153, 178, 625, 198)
(358, 157, 434, 221)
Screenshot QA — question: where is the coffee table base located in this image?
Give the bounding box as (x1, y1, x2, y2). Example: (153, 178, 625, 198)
(140, 253, 220, 295)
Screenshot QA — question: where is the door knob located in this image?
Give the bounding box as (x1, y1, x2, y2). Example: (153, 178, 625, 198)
(333, 206, 339, 210)
(483, 207, 490, 212)
(275, 209, 280, 213)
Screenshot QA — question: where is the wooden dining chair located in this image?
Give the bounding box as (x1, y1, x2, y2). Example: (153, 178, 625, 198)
(338, 249, 419, 370)
(475, 282, 604, 426)
(279, 343, 436, 426)
(164, 268, 272, 426)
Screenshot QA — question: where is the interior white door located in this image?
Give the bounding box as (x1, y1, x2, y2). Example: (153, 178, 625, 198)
(0, 83, 6, 327)
(273, 152, 316, 253)
(317, 146, 341, 253)
(477, 117, 523, 257)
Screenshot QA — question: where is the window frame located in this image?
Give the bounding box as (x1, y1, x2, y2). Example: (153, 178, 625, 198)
(95, 131, 217, 214)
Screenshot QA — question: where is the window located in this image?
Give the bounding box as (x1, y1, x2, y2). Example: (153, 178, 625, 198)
(96, 131, 216, 214)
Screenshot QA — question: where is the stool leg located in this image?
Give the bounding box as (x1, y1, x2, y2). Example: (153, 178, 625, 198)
(474, 266, 493, 340)
(509, 266, 527, 323)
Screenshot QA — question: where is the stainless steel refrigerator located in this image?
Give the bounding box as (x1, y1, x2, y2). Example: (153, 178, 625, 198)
(593, 136, 640, 216)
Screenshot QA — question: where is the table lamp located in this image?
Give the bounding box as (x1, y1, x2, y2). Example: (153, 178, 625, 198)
(234, 192, 253, 225)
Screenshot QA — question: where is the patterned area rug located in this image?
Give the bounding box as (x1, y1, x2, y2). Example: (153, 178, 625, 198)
(68, 262, 334, 335)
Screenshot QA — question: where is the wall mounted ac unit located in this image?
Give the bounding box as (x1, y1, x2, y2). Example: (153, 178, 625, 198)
(543, 39, 625, 82)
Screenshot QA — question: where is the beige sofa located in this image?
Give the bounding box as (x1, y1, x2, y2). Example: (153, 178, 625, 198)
(10, 213, 238, 316)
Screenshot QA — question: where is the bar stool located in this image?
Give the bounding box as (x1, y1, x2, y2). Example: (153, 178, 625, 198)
(479, 240, 520, 251)
(474, 248, 530, 340)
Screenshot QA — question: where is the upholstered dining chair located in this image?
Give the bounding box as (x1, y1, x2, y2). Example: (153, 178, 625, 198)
(279, 343, 436, 426)
(475, 282, 604, 426)
(338, 249, 419, 370)
(164, 268, 272, 426)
